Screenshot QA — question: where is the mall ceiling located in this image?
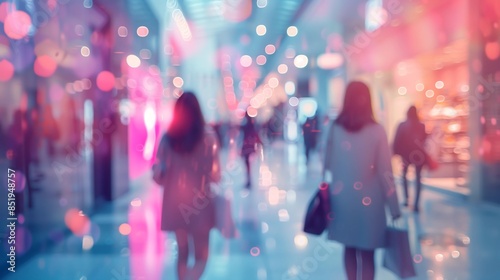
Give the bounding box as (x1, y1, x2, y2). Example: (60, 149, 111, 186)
(150, 0, 369, 85)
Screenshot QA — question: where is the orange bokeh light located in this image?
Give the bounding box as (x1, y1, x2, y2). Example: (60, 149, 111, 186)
(96, 71, 115, 91)
(4, 10, 32, 40)
(119, 223, 132, 235)
(64, 208, 91, 236)
(34, 55, 57, 77)
(0, 59, 14, 81)
(485, 42, 500, 60)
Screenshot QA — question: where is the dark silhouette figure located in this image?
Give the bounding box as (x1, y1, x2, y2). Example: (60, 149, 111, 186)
(240, 112, 262, 188)
(302, 114, 319, 163)
(7, 110, 28, 214)
(323, 81, 400, 280)
(393, 106, 427, 212)
(155, 92, 221, 280)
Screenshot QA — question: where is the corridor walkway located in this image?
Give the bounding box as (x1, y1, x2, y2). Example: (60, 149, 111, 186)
(5, 141, 500, 280)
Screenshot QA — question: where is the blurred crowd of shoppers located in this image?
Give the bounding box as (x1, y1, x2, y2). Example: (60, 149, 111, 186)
(153, 81, 435, 280)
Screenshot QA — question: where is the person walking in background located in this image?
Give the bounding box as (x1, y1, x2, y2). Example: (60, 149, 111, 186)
(302, 113, 319, 164)
(240, 112, 262, 189)
(393, 105, 428, 212)
(154, 92, 221, 280)
(323, 81, 401, 280)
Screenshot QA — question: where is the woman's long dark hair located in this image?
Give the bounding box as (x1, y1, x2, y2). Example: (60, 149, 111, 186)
(166, 91, 205, 153)
(335, 81, 376, 132)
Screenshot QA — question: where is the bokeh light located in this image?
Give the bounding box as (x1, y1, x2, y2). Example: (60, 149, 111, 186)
(0, 2, 11, 23)
(130, 198, 142, 207)
(0, 59, 14, 81)
(362, 197, 372, 206)
(294, 55, 308, 68)
(278, 64, 288, 74)
(250, 247, 260, 256)
(416, 83, 424, 91)
(119, 223, 132, 235)
(64, 209, 91, 236)
(425, 89, 435, 98)
(317, 53, 343, 69)
(4, 11, 32, 40)
(294, 234, 308, 249)
(240, 55, 252, 67)
(287, 26, 298, 37)
(485, 42, 500, 60)
(81, 46, 90, 57)
(289, 97, 299, 106)
(413, 254, 423, 263)
(265, 44, 276, 55)
(257, 0, 268, 8)
(285, 81, 295, 95)
(268, 77, 279, 88)
(173, 76, 184, 88)
(435, 81, 444, 89)
(82, 235, 94, 251)
(126, 55, 141, 68)
(256, 55, 267, 65)
(118, 26, 128, 37)
(398, 87, 407, 95)
(247, 106, 258, 117)
(96, 71, 115, 91)
(256, 24, 267, 36)
(137, 26, 149, 37)
(34, 55, 58, 77)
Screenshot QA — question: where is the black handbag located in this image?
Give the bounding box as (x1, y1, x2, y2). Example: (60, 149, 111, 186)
(303, 183, 331, 235)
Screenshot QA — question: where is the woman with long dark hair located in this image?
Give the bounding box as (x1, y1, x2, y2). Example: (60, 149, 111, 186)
(323, 81, 400, 280)
(155, 92, 220, 280)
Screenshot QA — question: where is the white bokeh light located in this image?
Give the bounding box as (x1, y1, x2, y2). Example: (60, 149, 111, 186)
(240, 55, 252, 67)
(287, 26, 298, 37)
(294, 55, 308, 68)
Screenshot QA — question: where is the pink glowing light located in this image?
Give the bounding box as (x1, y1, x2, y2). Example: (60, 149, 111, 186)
(34, 55, 57, 77)
(413, 254, 423, 263)
(362, 197, 372, 206)
(137, 26, 149, 37)
(250, 247, 261, 256)
(4, 10, 31, 40)
(0, 3, 13, 23)
(96, 71, 115, 91)
(0, 59, 14, 81)
(485, 42, 500, 60)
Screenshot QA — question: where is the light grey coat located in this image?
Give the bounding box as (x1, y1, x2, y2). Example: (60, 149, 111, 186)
(324, 123, 400, 249)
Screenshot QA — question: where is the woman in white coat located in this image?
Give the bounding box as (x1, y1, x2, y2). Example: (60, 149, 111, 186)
(323, 81, 401, 280)
(155, 92, 221, 280)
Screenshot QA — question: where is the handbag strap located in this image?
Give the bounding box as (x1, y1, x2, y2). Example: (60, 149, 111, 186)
(322, 121, 335, 183)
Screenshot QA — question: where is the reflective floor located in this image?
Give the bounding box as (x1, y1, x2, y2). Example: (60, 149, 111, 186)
(5, 141, 500, 280)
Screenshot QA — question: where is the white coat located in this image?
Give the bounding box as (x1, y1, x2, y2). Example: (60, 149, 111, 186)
(324, 123, 400, 249)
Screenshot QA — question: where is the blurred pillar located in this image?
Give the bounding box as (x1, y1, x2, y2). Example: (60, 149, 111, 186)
(315, 68, 329, 117)
(469, 0, 500, 204)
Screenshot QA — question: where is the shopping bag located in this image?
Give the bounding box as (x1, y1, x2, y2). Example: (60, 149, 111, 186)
(383, 226, 417, 278)
(303, 183, 330, 235)
(426, 154, 439, 171)
(213, 194, 237, 239)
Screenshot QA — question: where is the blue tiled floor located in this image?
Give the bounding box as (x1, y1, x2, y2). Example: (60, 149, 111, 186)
(4, 141, 500, 279)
